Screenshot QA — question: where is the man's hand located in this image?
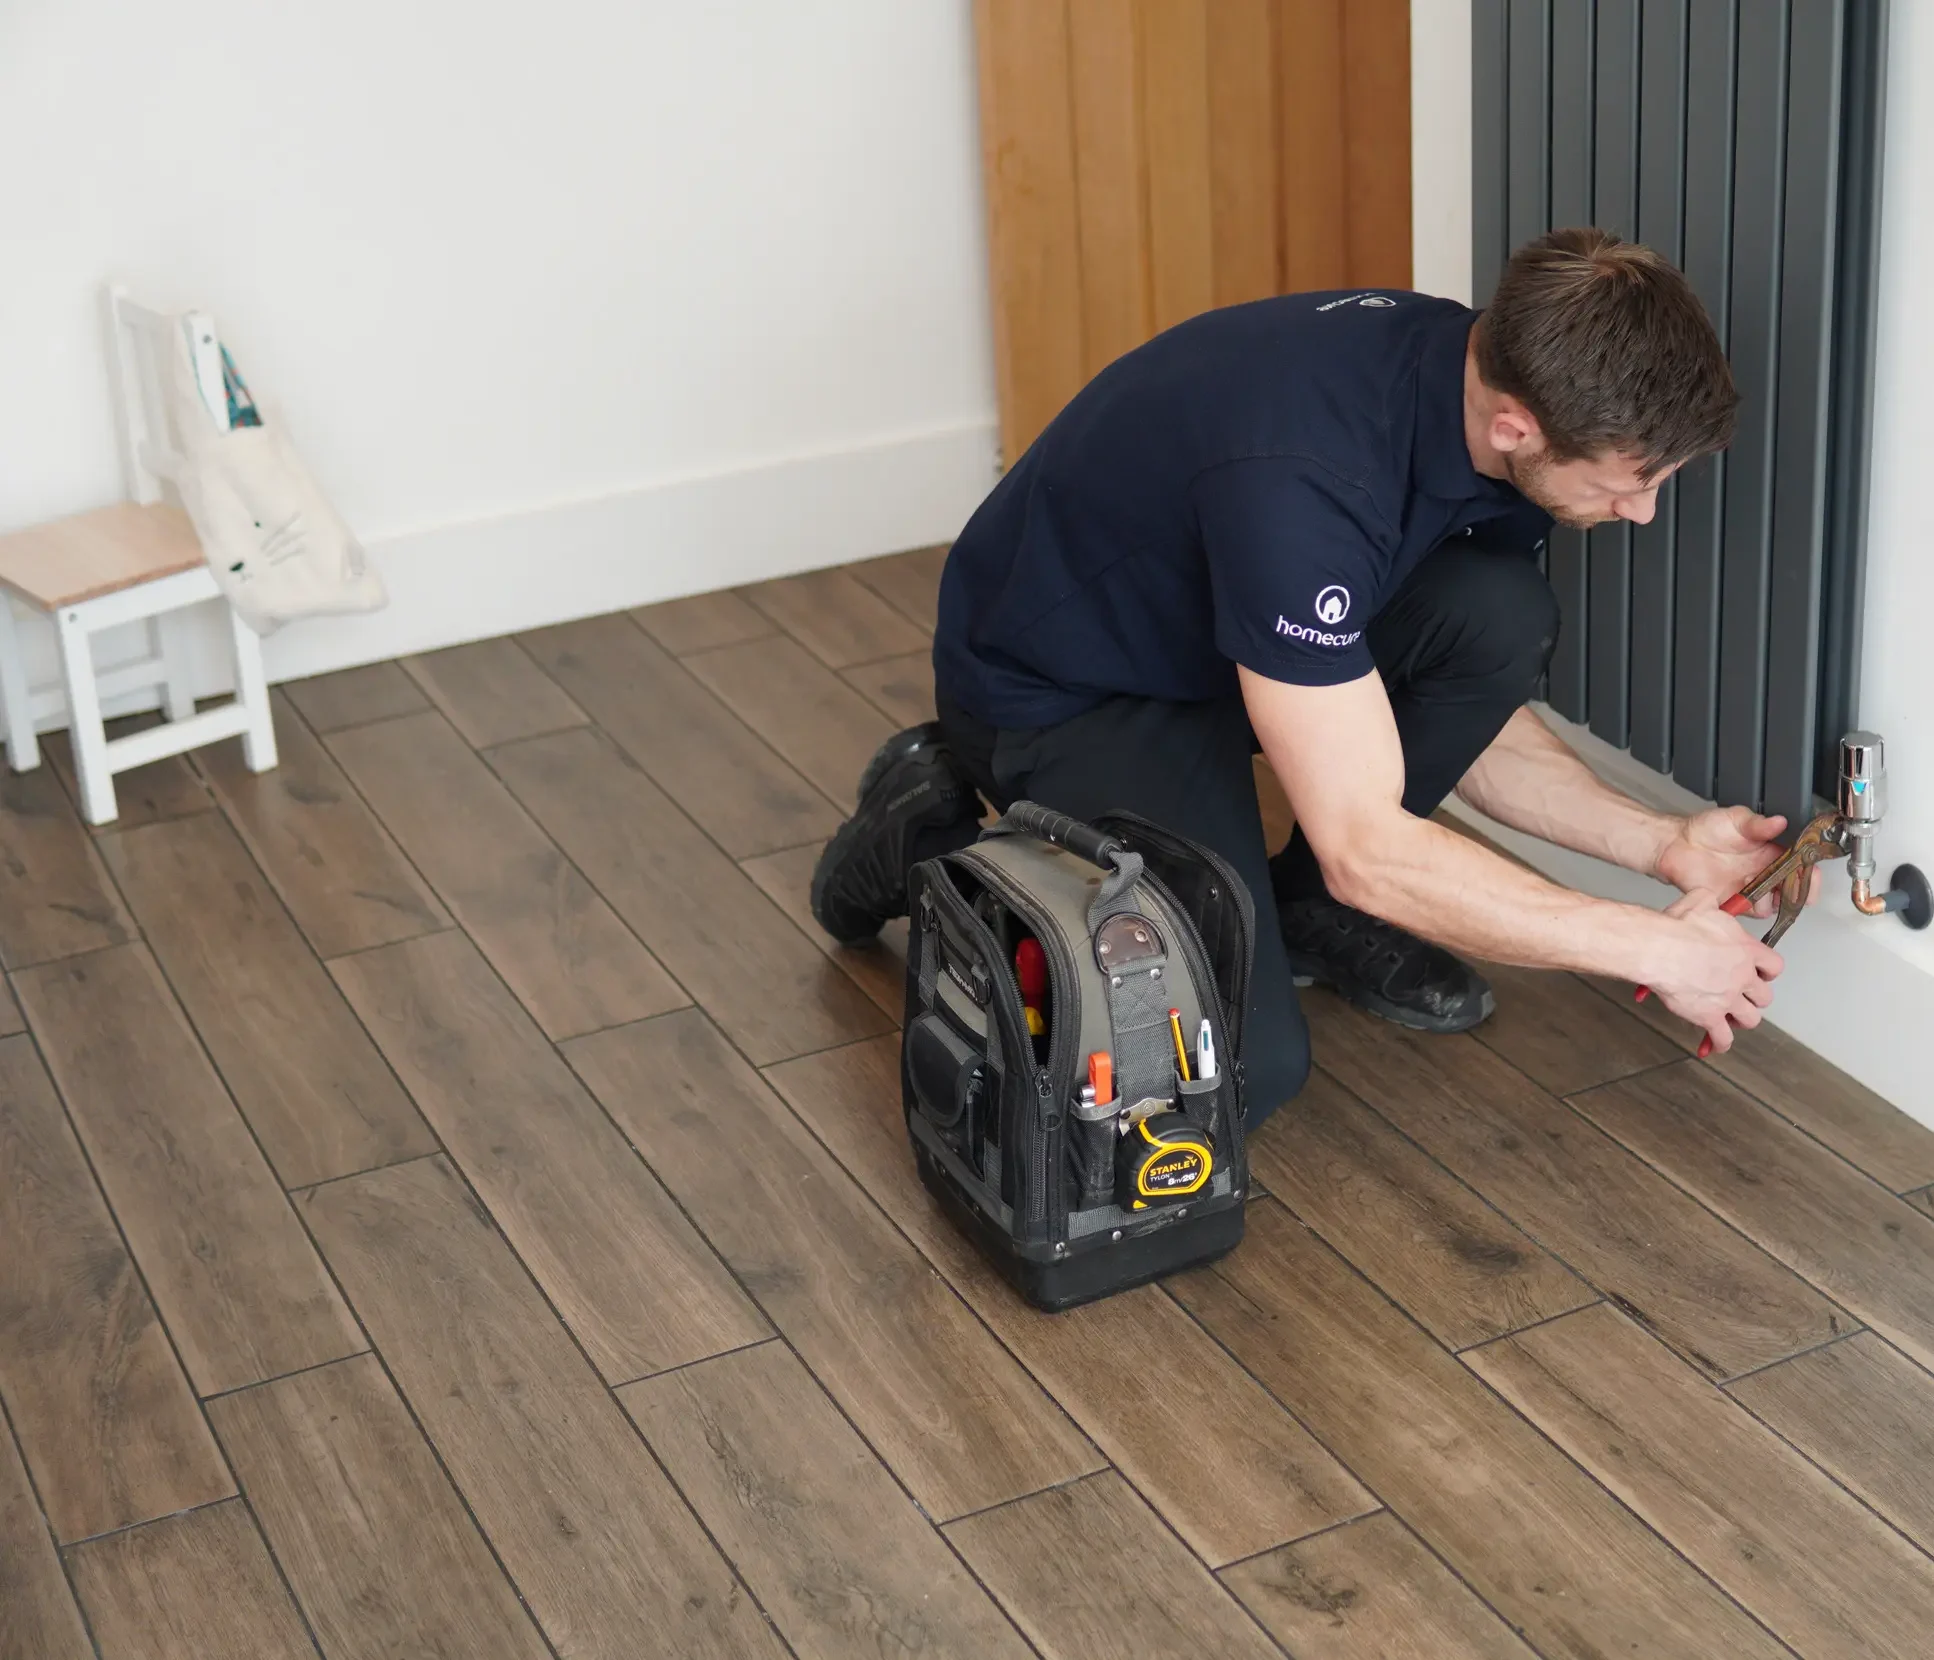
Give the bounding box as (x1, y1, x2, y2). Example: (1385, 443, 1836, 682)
(1643, 888, 1785, 1052)
(1655, 807, 1820, 918)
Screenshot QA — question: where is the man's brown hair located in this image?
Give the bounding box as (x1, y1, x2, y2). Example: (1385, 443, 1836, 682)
(1473, 227, 1737, 480)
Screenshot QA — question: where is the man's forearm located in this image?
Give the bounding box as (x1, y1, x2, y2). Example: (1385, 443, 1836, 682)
(1329, 811, 1679, 983)
(1455, 706, 1679, 876)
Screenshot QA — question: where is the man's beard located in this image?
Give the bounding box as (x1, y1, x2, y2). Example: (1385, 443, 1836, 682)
(1503, 449, 1607, 530)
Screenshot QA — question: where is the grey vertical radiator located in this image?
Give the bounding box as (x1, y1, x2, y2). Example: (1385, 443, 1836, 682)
(1471, 0, 1886, 826)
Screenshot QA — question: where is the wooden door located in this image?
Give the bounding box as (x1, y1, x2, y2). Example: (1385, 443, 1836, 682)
(974, 0, 1413, 464)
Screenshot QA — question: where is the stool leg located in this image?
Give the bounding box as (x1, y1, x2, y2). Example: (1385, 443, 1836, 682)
(157, 611, 195, 723)
(55, 606, 116, 824)
(0, 594, 40, 773)
(226, 605, 277, 773)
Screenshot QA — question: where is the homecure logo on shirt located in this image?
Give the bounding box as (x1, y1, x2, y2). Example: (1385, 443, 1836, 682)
(1276, 583, 1361, 647)
(1275, 615, 1362, 647)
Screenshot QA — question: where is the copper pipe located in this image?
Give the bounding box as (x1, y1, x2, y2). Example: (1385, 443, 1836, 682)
(1852, 876, 1894, 916)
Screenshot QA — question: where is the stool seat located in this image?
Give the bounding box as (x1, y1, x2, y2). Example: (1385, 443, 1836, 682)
(0, 502, 205, 612)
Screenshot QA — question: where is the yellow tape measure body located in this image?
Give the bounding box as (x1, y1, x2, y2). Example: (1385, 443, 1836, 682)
(1117, 1113, 1213, 1210)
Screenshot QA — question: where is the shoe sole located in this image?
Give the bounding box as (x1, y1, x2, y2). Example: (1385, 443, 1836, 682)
(1289, 962, 1496, 1035)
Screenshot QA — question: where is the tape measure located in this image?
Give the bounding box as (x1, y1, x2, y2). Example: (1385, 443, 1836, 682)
(1117, 1113, 1213, 1209)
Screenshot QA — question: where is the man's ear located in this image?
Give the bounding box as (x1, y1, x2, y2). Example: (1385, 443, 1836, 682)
(1488, 396, 1541, 455)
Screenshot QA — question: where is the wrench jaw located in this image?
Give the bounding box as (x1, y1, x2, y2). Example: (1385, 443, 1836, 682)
(1761, 868, 1816, 950)
(1739, 811, 1847, 951)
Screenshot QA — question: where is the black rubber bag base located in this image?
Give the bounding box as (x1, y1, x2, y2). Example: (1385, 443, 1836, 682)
(912, 1138, 1244, 1311)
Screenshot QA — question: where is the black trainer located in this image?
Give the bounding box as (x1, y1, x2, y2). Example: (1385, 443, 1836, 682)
(811, 723, 978, 945)
(1278, 895, 1495, 1033)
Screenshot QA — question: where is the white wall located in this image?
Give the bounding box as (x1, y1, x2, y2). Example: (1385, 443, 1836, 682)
(1409, 0, 1473, 306)
(1411, 0, 1934, 1115)
(0, 0, 998, 683)
(1852, 0, 1934, 993)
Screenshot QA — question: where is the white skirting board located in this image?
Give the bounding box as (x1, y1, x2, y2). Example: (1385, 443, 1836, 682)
(1440, 708, 1934, 1124)
(6, 420, 999, 710)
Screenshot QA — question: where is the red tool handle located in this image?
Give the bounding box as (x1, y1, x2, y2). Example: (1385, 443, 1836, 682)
(1634, 893, 1755, 1055)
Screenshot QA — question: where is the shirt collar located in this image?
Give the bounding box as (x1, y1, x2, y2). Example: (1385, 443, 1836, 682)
(1413, 309, 1515, 504)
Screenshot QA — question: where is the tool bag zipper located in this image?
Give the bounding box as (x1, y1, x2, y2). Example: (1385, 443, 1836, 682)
(1095, 811, 1255, 1167)
(913, 862, 1051, 1227)
(1096, 810, 1255, 1054)
(947, 851, 1084, 1239)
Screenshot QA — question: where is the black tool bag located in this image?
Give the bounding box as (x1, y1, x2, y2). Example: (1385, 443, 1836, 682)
(902, 801, 1254, 1310)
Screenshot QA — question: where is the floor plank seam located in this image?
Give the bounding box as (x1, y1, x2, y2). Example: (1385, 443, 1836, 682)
(2, 932, 146, 978)
(226, 1481, 333, 1660)
(1580, 1048, 1934, 1202)
(931, 1466, 1112, 1532)
(287, 983, 914, 1660)
(275, 703, 430, 740)
(1306, 1059, 1641, 1344)
(313, 925, 457, 966)
(468, 708, 856, 1026)
(1452, 1297, 1611, 1357)
(1576, 974, 1921, 1183)
(732, 1037, 1118, 1478)
(284, 1150, 443, 1198)
(77, 896, 402, 1349)
(272, 1167, 572, 1660)
(6, 1011, 262, 1541)
(1147, 1250, 1551, 1652)
(553, 1020, 1076, 1656)
(50, 1490, 234, 1550)
(397, 638, 593, 754)
(0, 1384, 108, 1657)
(1719, 1371, 1934, 1574)
(701, 1326, 1049, 1660)
(273, 692, 456, 893)
(603, 1334, 783, 1391)
(604, 608, 850, 827)
(1549, 1050, 1691, 1099)
(564, 1005, 1096, 1517)
(844, 681, 920, 729)
(1180, 1196, 1815, 1660)
(1327, 1039, 1866, 1367)
(85, 802, 218, 836)
(1206, 1504, 1390, 1577)
(339, 715, 700, 1037)
(598, 1357, 811, 1660)
(1717, 1323, 1869, 1389)
(945, 1452, 1302, 1659)
(211, 693, 460, 967)
(847, 578, 941, 637)
(1440, 1313, 1815, 1660)
(185, 873, 601, 1657)
(470, 718, 607, 755)
(1554, 1085, 1868, 1339)
(196, 1351, 377, 1404)
(836, 644, 933, 677)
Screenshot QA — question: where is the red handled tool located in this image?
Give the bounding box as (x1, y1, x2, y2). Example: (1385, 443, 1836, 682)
(1015, 936, 1048, 1040)
(1635, 810, 1847, 1058)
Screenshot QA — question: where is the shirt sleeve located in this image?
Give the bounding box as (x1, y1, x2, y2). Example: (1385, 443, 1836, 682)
(1190, 458, 1393, 687)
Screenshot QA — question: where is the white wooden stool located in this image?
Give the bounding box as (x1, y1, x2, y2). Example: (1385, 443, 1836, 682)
(0, 502, 276, 823)
(0, 288, 280, 824)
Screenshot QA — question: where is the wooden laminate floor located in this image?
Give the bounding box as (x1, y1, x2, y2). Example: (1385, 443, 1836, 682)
(5, 543, 1933, 1659)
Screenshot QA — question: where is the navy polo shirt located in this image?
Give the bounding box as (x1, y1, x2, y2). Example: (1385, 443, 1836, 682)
(934, 291, 1551, 728)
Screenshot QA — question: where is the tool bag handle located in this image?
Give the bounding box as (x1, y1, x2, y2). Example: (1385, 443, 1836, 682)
(999, 801, 1126, 869)
(990, 801, 1143, 928)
